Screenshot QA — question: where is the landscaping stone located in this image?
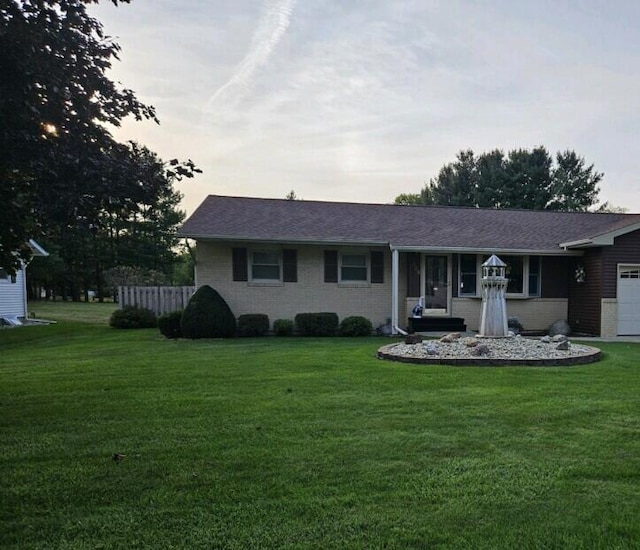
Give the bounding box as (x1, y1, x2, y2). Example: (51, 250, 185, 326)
(405, 334, 423, 345)
(540, 335, 552, 343)
(380, 336, 600, 364)
(552, 334, 568, 343)
(440, 332, 462, 343)
(471, 344, 491, 356)
(461, 337, 479, 347)
(425, 342, 438, 355)
(549, 319, 571, 337)
(555, 340, 570, 350)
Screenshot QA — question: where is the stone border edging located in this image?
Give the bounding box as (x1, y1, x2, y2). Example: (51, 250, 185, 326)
(376, 343, 602, 367)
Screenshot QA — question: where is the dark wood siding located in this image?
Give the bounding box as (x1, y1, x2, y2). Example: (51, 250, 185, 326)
(568, 249, 602, 335)
(601, 230, 640, 298)
(540, 256, 570, 298)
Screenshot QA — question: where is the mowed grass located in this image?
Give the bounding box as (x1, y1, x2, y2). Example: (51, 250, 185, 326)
(2, 305, 640, 548)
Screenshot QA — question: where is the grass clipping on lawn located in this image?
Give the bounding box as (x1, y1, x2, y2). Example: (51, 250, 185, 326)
(1, 314, 640, 548)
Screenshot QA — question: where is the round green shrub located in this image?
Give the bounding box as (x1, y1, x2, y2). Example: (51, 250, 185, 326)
(158, 310, 183, 339)
(109, 306, 157, 329)
(237, 314, 269, 337)
(294, 312, 339, 336)
(339, 315, 373, 336)
(181, 285, 236, 339)
(273, 319, 294, 336)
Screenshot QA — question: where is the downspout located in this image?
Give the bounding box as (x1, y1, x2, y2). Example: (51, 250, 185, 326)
(392, 248, 405, 335)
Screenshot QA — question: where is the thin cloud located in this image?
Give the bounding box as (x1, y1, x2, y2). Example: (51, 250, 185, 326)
(204, 0, 297, 116)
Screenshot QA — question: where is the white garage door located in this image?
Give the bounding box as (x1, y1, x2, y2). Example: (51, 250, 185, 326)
(617, 266, 640, 335)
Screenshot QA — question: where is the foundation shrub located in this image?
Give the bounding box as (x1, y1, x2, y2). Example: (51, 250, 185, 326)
(109, 306, 157, 329)
(273, 319, 294, 336)
(181, 285, 236, 339)
(295, 312, 339, 336)
(339, 316, 373, 337)
(237, 314, 270, 337)
(158, 310, 183, 339)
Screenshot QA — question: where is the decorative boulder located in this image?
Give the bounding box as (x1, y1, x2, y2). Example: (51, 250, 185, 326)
(548, 319, 571, 337)
(540, 335, 552, 343)
(552, 334, 568, 343)
(471, 344, 491, 356)
(440, 332, 462, 343)
(405, 334, 423, 345)
(425, 342, 438, 355)
(461, 337, 479, 347)
(555, 340, 570, 351)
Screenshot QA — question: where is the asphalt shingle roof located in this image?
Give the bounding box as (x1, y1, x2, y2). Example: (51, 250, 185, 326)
(179, 195, 640, 252)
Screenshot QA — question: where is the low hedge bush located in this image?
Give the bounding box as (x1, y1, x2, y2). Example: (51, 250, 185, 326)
(273, 319, 294, 336)
(339, 315, 373, 337)
(294, 312, 339, 336)
(109, 306, 157, 329)
(237, 314, 270, 337)
(158, 310, 183, 339)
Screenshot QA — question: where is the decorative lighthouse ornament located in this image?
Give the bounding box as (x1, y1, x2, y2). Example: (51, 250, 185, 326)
(479, 255, 509, 337)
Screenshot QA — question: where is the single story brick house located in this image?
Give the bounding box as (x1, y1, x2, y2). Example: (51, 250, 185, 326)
(178, 195, 640, 337)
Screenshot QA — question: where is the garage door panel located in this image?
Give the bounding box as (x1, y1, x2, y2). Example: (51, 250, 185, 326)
(618, 265, 640, 335)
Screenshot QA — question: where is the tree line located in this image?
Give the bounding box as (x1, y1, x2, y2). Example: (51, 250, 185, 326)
(1, 0, 199, 300)
(395, 147, 610, 211)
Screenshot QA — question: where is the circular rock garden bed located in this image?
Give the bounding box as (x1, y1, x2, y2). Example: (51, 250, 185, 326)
(377, 333, 602, 366)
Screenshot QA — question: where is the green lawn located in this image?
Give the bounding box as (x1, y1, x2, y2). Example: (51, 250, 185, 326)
(2, 306, 640, 549)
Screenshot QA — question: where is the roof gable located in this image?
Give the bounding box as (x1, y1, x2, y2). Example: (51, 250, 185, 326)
(179, 195, 640, 253)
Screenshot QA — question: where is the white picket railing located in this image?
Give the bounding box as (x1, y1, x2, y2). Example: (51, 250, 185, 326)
(118, 286, 195, 316)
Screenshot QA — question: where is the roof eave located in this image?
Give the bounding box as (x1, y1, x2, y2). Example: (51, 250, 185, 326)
(178, 233, 389, 247)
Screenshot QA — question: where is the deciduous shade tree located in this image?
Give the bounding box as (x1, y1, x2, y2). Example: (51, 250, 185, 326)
(395, 147, 603, 211)
(1, 0, 200, 297)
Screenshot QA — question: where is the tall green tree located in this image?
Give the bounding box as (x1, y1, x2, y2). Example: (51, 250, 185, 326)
(396, 147, 602, 211)
(0, 0, 156, 274)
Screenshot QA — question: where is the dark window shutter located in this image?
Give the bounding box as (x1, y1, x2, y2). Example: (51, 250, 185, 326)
(232, 247, 248, 281)
(283, 249, 297, 282)
(324, 250, 338, 283)
(407, 253, 420, 296)
(370, 251, 384, 284)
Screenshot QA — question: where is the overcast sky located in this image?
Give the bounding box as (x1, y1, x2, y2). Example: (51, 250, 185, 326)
(89, 0, 640, 215)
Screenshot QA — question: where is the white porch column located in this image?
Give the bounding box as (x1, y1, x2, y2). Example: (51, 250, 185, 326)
(391, 248, 399, 334)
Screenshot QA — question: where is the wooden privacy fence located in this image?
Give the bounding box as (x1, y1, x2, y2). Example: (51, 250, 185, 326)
(118, 286, 195, 316)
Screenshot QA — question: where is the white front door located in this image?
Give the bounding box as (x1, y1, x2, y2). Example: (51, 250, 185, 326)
(617, 265, 640, 335)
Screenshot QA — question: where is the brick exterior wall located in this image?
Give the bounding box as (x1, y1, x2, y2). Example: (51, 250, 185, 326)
(196, 241, 402, 329)
(600, 299, 618, 338)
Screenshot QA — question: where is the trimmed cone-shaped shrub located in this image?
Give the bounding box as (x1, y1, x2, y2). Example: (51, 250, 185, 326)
(181, 285, 236, 339)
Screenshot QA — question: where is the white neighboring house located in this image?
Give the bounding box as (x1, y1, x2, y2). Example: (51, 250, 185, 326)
(0, 240, 48, 325)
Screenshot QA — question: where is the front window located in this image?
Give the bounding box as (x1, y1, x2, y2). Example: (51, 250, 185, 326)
(341, 254, 368, 282)
(251, 251, 281, 281)
(459, 254, 477, 296)
(460, 254, 541, 297)
(0, 268, 8, 281)
(502, 255, 524, 294)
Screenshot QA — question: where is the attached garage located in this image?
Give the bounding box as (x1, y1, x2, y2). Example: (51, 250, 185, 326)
(617, 265, 640, 335)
